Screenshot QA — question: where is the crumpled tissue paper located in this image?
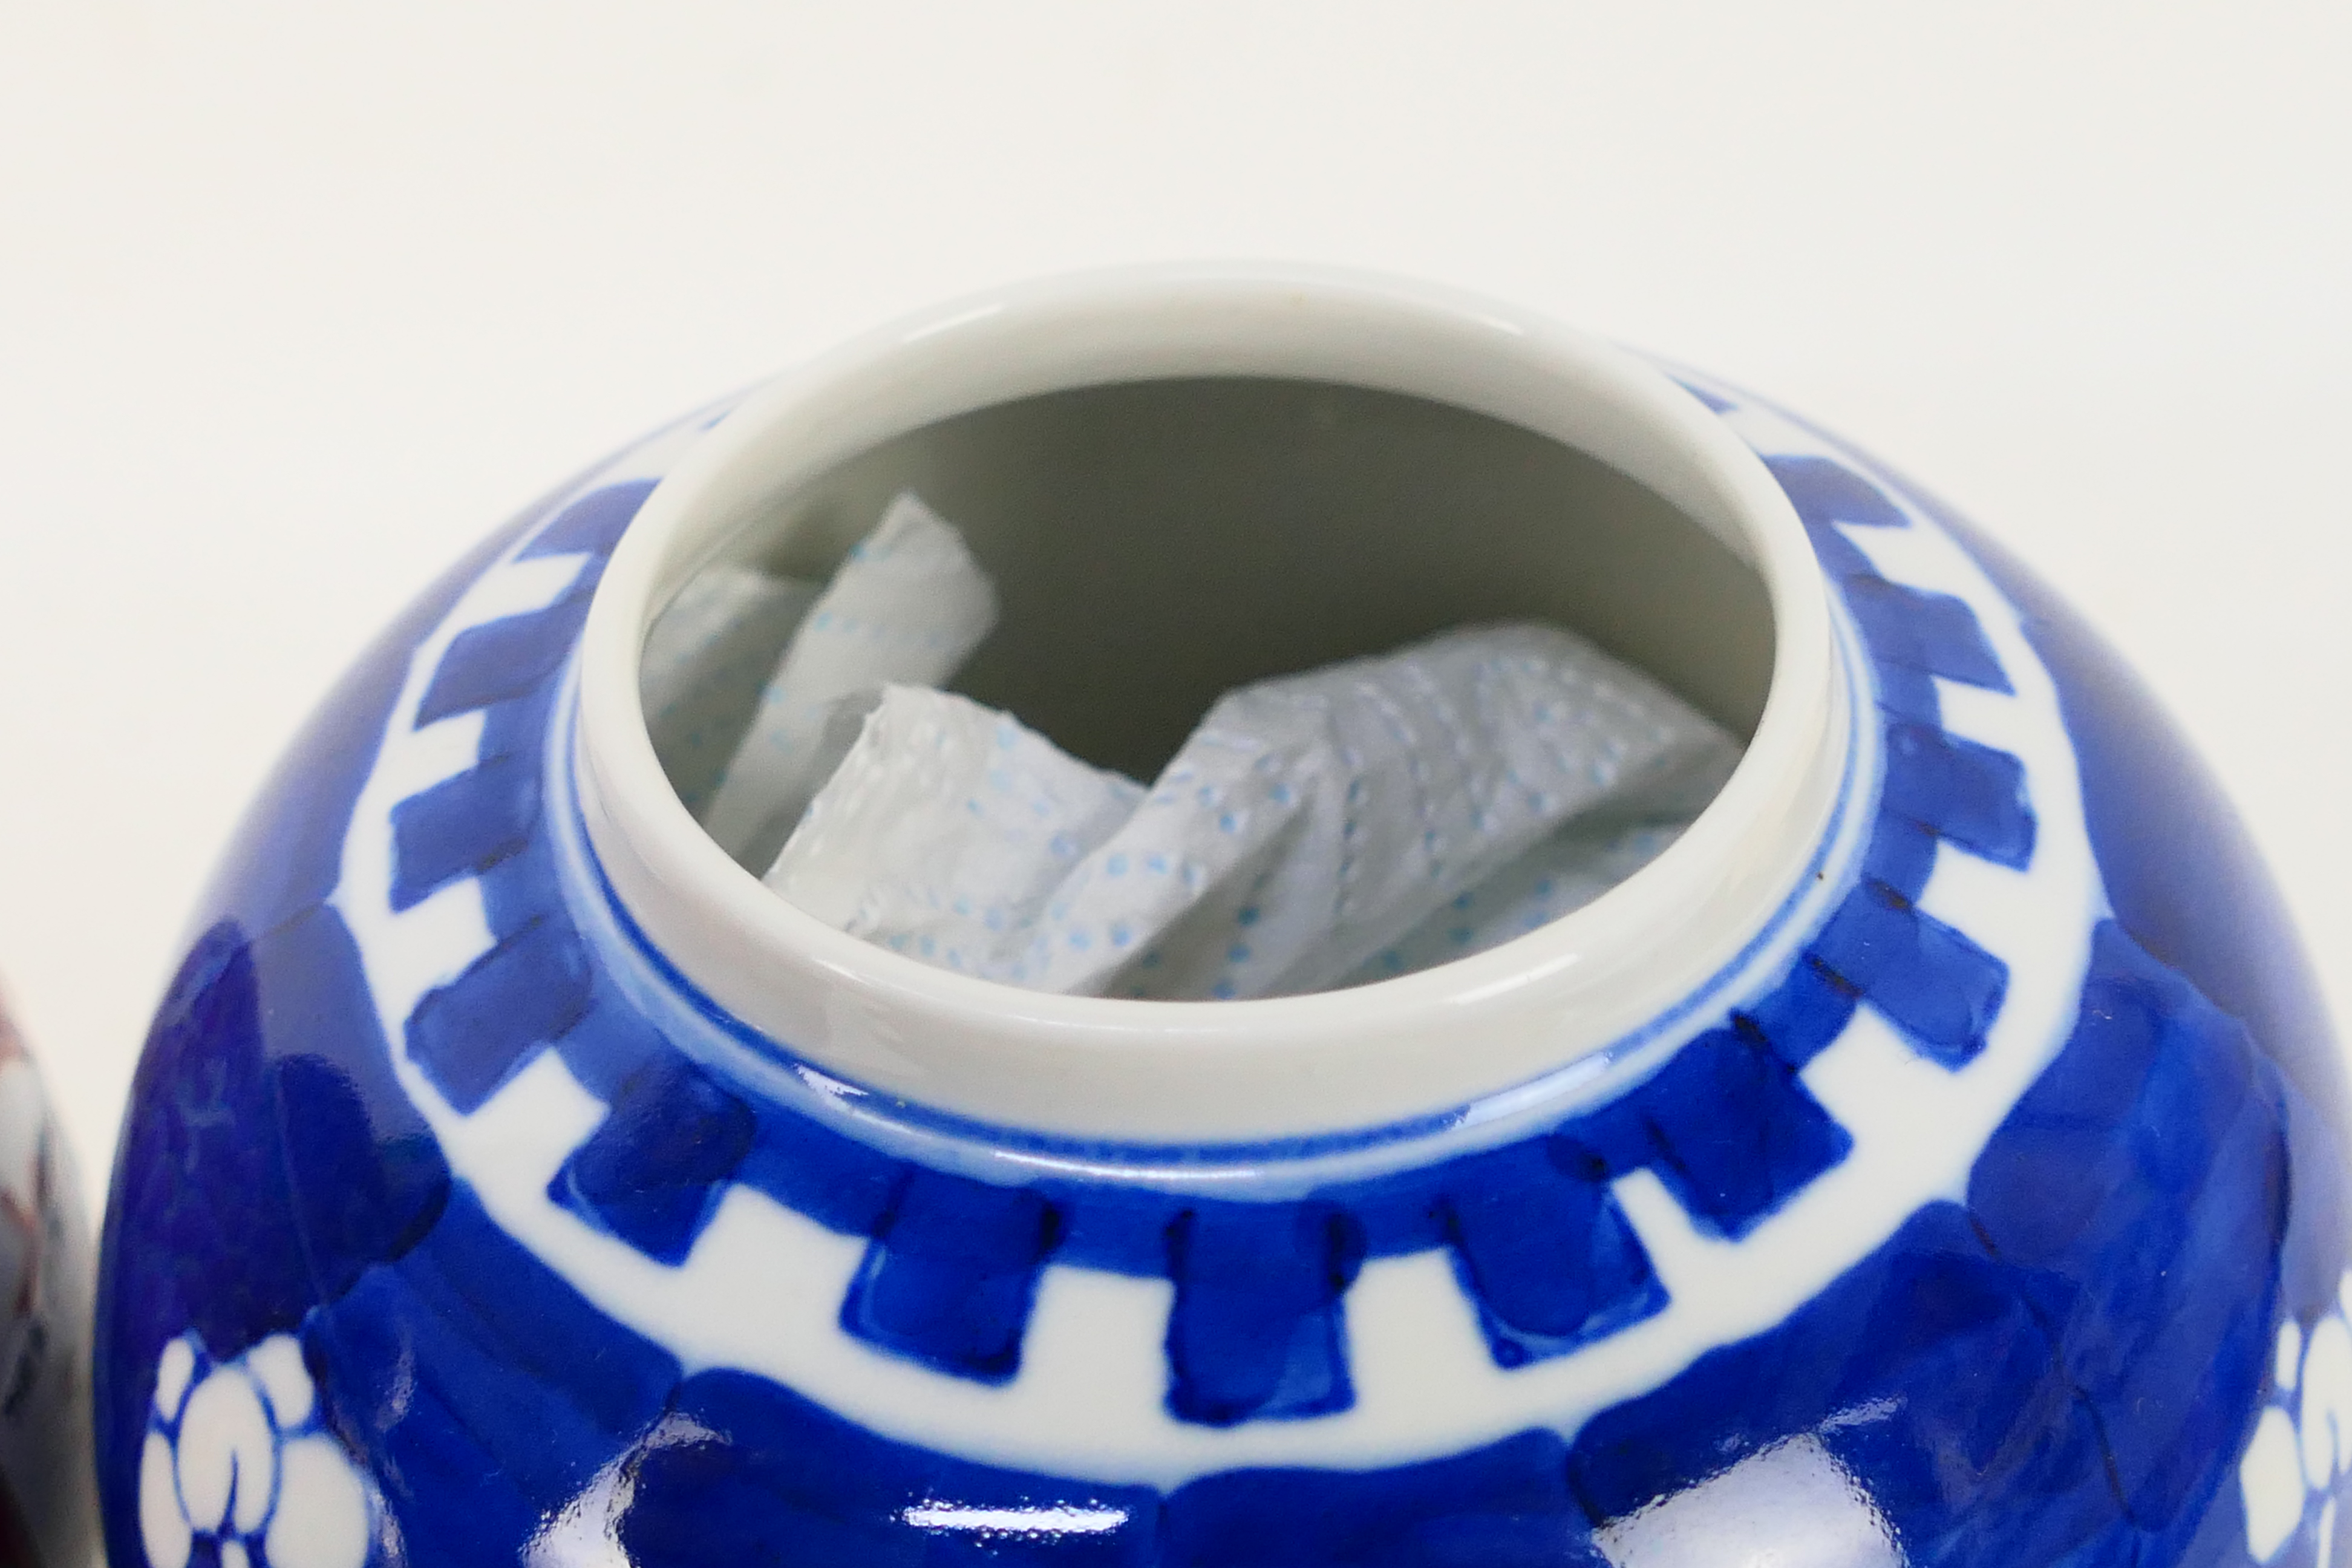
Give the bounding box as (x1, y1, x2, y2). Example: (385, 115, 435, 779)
(695, 492, 998, 869)
(767, 624, 1736, 999)
(649, 493, 1739, 999)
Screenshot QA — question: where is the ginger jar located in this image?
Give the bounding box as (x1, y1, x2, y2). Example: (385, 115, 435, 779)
(94, 268, 2347, 1568)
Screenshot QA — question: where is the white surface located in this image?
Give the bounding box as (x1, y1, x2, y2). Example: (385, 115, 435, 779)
(0, 2, 2345, 1193)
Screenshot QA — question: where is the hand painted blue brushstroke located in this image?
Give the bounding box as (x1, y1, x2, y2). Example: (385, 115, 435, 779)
(91, 474, 638, 1568)
(120, 452, 2045, 1435)
(404, 914, 593, 1112)
(1843, 577, 2017, 694)
(1165, 1428, 1615, 1568)
(1808, 881, 2010, 1067)
(1979, 927, 2287, 1529)
(1735, 958, 1863, 1071)
(1763, 453, 1912, 531)
(1165, 1203, 1364, 1425)
(413, 593, 596, 728)
(1867, 658, 1947, 729)
(94, 422, 2338, 1567)
(388, 751, 540, 912)
(88, 474, 542, 1568)
(309, 1184, 683, 1567)
(310, 919, 2275, 1567)
(106, 908, 2305, 1568)
(105, 444, 2038, 1456)
(1440, 1141, 1667, 1367)
(1624, 1024, 1855, 1235)
(550, 1056, 756, 1266)
(1860, 812, 1941, 902)
(618, 1369, 1166, 1568)
(843, 1168, 1063, 1384)
(1566, 921, 2288, 1568)
(519, 478, 658, 560)
(406, 476, 651, 731)
(260, 908, 453, 1302)
(731, 1094, 904, 1238)
(1912, 486, 2348, 1134)
(98, 918, 453, 1568)
(1882, 722, 2036, 870)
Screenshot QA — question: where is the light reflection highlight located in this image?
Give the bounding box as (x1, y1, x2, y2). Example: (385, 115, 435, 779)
(902, 1502, 1129, 1536)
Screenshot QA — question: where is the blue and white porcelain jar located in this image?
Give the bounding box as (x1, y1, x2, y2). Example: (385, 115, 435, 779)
(95, 269, 2347, 1567)
(0, 995, 95, 1568)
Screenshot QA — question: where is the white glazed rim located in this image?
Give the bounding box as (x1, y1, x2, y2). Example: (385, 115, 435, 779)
(574, 263, 1849, 1143)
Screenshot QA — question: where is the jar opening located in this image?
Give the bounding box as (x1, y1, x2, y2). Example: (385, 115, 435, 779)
(652, 374, 1770, 805)
(572, 267, 1849, 1140)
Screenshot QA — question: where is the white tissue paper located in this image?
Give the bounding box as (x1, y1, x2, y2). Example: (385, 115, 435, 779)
(765, 621, 1739, 999)
(640, 565, 820, 815)
(768, 686, 1145, 972)
(699, 492, 999, 868)
(1338, 812, 1713, 988)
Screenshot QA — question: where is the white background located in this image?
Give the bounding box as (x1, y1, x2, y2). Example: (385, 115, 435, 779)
(1, 2, 2345, 1192)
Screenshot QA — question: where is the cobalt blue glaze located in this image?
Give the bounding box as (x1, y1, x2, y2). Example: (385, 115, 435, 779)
(93, 364, 2347, 1568)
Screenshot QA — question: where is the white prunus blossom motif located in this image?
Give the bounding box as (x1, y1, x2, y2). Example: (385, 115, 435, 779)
(1593, 1434, 1901, 1567)
(139, 1330, 375, 1568)
(2241, 1272, 2352, 1564)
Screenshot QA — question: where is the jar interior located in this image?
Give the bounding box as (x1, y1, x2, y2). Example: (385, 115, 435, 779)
(650, 375, 1772, 791)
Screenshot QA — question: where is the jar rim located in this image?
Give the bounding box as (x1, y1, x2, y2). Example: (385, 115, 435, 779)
(572, 263, 1855, 1143)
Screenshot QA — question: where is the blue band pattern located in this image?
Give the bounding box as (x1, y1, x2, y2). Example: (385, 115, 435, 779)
(356, 403, 2041, 1428)
(95, 380, 2329, 1568)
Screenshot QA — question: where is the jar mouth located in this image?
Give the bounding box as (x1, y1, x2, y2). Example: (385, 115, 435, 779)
(573, 263, 1854, 1143)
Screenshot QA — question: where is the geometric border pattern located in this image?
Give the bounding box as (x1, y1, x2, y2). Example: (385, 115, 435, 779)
(321, 379, 2103, 1481)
